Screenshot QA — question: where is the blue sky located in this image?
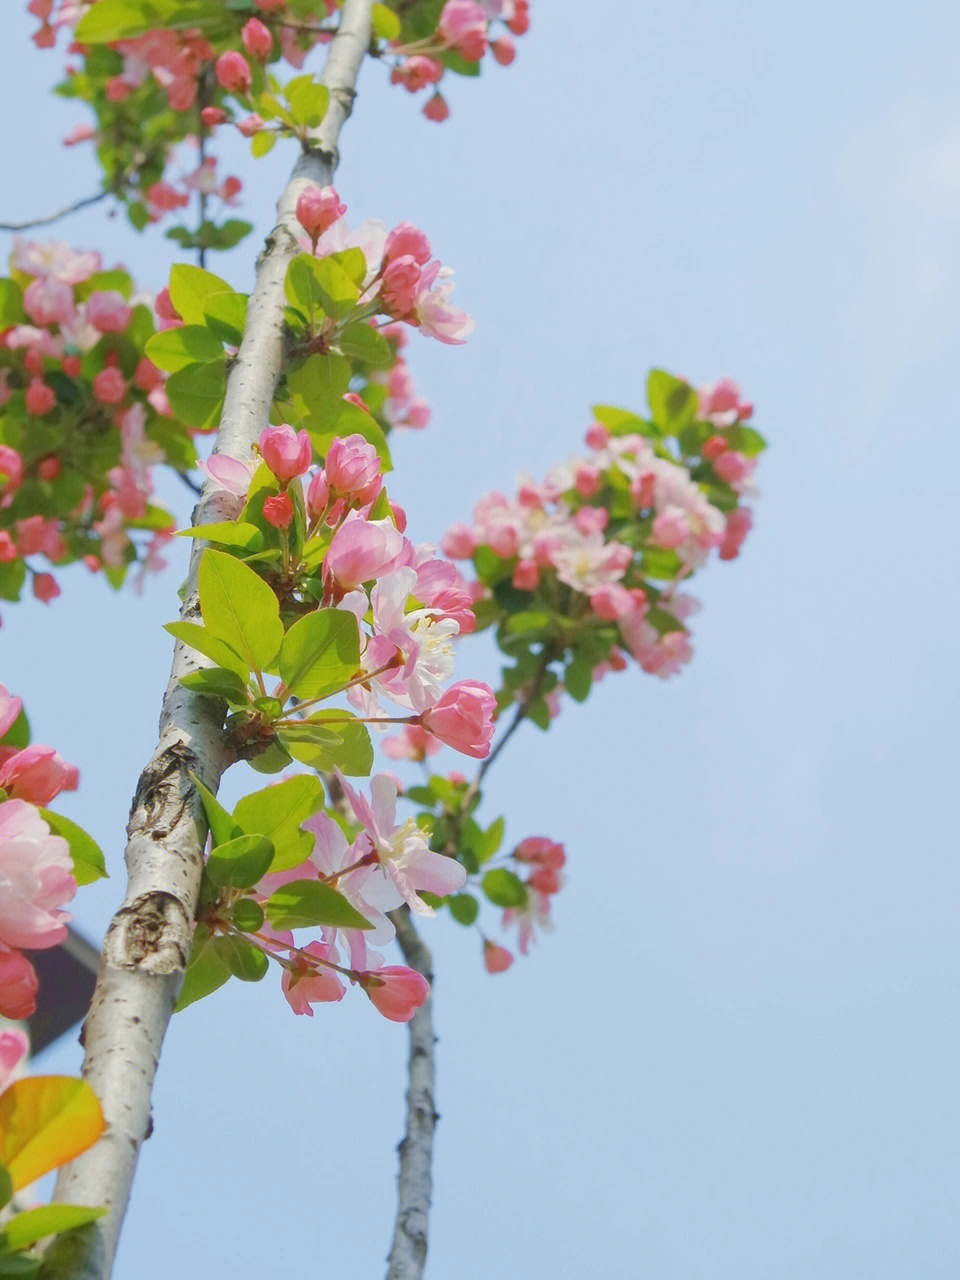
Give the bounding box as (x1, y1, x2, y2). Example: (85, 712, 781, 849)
(3, 2, 960, 1276)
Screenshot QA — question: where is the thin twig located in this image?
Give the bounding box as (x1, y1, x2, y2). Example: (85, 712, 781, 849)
(385, 907, 436, 1280)
(0, 190, 111, 232)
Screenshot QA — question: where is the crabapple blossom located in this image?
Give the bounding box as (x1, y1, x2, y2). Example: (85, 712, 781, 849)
(420, 681, 497, 758)
(0, 798, 75, 950)
(258, 424, 312, 482)
(85, 290, 132, 333)
(296, 185, 347, 241)
(214, 50, 252, 94)
(483, 940, 514, 973)
(361, 966, 430, 1022)
(0, 743, 79, 804)
(0, 949, 39, 1020)
(0, 1026, 29, 1089)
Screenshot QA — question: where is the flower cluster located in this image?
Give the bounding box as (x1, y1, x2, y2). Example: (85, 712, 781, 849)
(0, 239, 195, 610)
(441, 371, 765, 715)
(388, 0, 530, 122)
(0, 681, 81, 1021)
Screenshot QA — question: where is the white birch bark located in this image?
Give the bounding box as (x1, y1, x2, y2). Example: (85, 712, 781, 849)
(38, 6, 373, 1276)
(385, 908, 437, 1280)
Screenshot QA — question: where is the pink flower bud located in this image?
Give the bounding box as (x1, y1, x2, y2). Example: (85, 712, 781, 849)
(384, 222, 432, 267)
(574, 464, 601, 496)
(215, 50, 252, 94)
(701, 434, 727, 460)
(92, 366, 126, 404)
(296, 185, 346, 240)
(306, 470, 330, 517)
(241, 16, 273, 58)
(380, 256, 422, 317)
(483, 940, 514, 973)
(585, 421, 609, 449)
(0, 951, 38, 1021)
(0, 447, 23, 494)
(0, 1027, 29, 1092)
(0, 743, 77, 802)
(0, 533, 17, 564)
(437, 0, 488, 60)
(258, 424, 312, 482)
(713, 450, 754, 485)
(25, 378, 56, 416)
(262, 491, 294, 530)
(85, 289, 132, 333)
(134, 358, 164, 393)
(492, 35, 516, 64)
(362, 966, 430, 1022)
(236, 113, 265, 137)
(441, 523, 476, 559)
(325, 434, 381, 502)
(201, 106, 228, 127)
(512, 559, 539, 590)
(421, 680, 496, 759)
(423, 93, 450, 123)
(37, 456, 60, 481)
(507, 0, 530, 35)
(32, 572, 60, 603)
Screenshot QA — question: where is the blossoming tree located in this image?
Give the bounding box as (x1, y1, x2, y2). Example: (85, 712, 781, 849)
(0, 1, 765, 1276)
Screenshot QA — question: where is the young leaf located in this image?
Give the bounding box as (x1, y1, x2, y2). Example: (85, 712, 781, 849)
(278, 609, 360, 700)
(232, 774, 325, 873)
(0, 1078, 105, 1192)
(179, 668, 251, 702)
(197, 549, 283, 674)
(204, 834, 275, 889)
(190, 774, 242, 847)
(447, 894, 480, 926)
(281, 713, 373, 776)
(38, 811, 106, 886)
(164, 621, 250, 680)
(168, 264, 232, 324)
(265, 880, 373, 931)
(144, 326, 224, 373)
(482, 868, 528, 909)
(175, 927, 231, 1010)
(0, 1204, 107, 1252)
(176, 522, 263, 551)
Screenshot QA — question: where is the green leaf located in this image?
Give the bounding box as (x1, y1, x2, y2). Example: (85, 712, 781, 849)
(176, 521, 263, 551)
(232, 775, 325, 873)
(165, 361, 226, 431)
(168, 265, 232, 325)
(250, 130, 276, 158)
(645, 607, 688, 637)
(179, 668, 250, 702)
(144, 326, 224, 373)
(230, 898, 265, 932)
(564, 657, 593, 702)
(265, 880, 372, 931)
(0, 1251, 40, 1277)
(175, 926, 231, 1010)
(246, 741, 293, 774)
(278, 609, 360, 700)
(639, 546, 683, 580)
(482, 868, 528, 909)
(281, 713, 372, 776)
(447, 894, 479, 926)
(591, 403, 653, 437)
(203, 292, 248, 346)
(336, 322, 394, 367)
(372, 2, 402, 39)
(477, 816, 504, 862)
(285, 254, 359, 321)
(38, 811, 106, 886)
(74, 0, 157, 41)
(284, 76, 330, 128)
(647, 370, 697, 434)
(190, 774, 242, 848)
(214, 935, 269, 983)
(0, 281, 25, 328)
(197, 549, 283, 675)
(0, 1204, 107, 1252)
(164, 621, 249, 680)
(0, 708, 29, 752)
(205, 834, 275, 889)
(0, 1166, 11, 1211)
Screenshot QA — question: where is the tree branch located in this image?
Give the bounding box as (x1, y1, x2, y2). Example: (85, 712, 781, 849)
(37, 6, 374, 1278)
(0, 191, 111, 232)
(385, 907, 436, 1280)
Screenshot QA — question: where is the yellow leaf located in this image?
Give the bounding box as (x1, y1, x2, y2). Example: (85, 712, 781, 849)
(0, 1077, 105, 1191)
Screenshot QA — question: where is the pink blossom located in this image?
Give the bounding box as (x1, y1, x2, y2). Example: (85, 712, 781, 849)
(0, 533, 18, 563)
(420, 680, 496, 758)
(384, 223, 432, 267)
(441, 523, 476, 559)
(215, 50, 252, 94)
(262, 491, 294, 529)
(0, 687, 22, 740)
(362, 965, 429, 1022)
(200, 106, 228, 127)
(63, 123, 96, 146)
(412, 265, 474, 343)
(281, 940, 345, 1014)
(296, 185, 347, 240)
(437, 0, 488, 60)
(241, 16, 273, 58)
(381, 256, 423, 317)
(391, 56, 443, 92)
(713, 449, 756, 487)
(0, 799, 75, 950)
(503, 887, 551, 955)
(85, 289, 132, 333)
(23, 276, 75, 327)
(0, 951, 38, 1021)
(236, 113, 265, 137)
(324, 516, 405, 590)
(338, 774, 467, 914)
(0, 744, 78, 804)
(697, 377, 752, 427)
(491, 34, 516, 64)
(0, 1026, 29, 1089)
(589, 584, 636, 620)
(200, 453, 254, 497)
(585, 421, 610, 449)
(512, 558, 539, 590)
(414, 557, 476, 633)
(483, 940, 513, 973)
(147, 182, 189, 214)
(258, 424, 312, 482)
(719, 506, 753, 560)
(11, 239, 100, 285)
(306, 470, 330, 516)
(32, 573, 60, 603)
(325, 434, 381, 501)
(506, 1, 530, 35)
(651, 506, 690, 550)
